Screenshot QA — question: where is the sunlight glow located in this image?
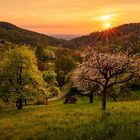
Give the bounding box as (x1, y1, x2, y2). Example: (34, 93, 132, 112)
(93, 13, 115, 30)
(100, 14, 112, 21)
(104, 22, 112, 29)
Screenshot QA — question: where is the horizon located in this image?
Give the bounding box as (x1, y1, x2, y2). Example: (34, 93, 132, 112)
(1, 21, 139, 40)
(0, 0, 140, 35)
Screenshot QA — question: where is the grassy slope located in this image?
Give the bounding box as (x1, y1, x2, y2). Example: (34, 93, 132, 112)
(46, 46, 61, 51)
(0, 93, 140, 140)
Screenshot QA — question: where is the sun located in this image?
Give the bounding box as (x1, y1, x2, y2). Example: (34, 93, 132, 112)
(104, 22, 112, 29)
(99, 14, 113, 29)
(93, 13, 116, 30)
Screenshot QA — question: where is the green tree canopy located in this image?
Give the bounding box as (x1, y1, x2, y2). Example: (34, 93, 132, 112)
(0, 46, 49, 109)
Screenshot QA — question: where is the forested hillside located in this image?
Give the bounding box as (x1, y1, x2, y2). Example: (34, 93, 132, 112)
(0, 22, 140, 55)
(0, 22, 66, 47)
(64, 23, 140, 54)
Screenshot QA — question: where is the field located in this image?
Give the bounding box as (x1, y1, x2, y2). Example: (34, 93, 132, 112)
(46, 46, 61, 51)
(0, 91, 140, 140)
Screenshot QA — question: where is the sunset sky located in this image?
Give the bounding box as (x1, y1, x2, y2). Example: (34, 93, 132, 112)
(0, 0, 140, 35)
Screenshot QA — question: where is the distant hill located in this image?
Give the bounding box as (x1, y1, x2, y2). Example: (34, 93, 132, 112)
(63, 23, 140, 54)
(0, 21, 67, 47)
(50, 34, 81, 40)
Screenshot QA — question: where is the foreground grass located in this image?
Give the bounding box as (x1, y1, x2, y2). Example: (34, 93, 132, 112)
(0, 96, 140, 140)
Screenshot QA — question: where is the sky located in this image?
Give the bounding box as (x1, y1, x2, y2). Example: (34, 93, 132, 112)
(0, 0, 140, 35)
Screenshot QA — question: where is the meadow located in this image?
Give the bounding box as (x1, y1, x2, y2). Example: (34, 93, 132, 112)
(0, 91, 140, 140)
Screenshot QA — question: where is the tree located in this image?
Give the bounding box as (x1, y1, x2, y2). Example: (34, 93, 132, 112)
(35, 45, 45, 61)
(42, 69, 57, 86)
(42, 69, 60, 96)
(55, 48, 76, 87)
(73, 47, 138, 110)
(0, 46, 48, 109)
(106, 85, 129, 102)
(57, 70, 65, 87)
(55, 55, 76, 74)
(72, 75, 98, 103)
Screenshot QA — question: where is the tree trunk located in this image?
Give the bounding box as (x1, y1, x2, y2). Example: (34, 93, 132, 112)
(89, 92, 94, 103)
(18, 98, 22, 109)
(102, 90, 106, 110)
(16, 100, 18, 108)
(16, 98, 23, 110)
(5, 98, 9, 104)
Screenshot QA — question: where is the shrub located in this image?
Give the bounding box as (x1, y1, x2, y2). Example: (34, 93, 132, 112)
(67, 87, 81, 97)
(126, 78, 140, 90)
(64, 96, 78, 104)
(34, 100, 46, 105)
(50, 86, 60, 96)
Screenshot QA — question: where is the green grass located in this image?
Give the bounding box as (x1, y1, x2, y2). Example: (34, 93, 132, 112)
(0, 95, 140, 140)
(46, 46, 61, 51)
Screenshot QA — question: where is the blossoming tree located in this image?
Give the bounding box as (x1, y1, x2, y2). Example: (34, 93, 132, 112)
(73, 47, 139, 110)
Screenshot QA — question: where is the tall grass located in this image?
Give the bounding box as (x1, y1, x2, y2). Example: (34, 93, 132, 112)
(0, 95, 140, 140)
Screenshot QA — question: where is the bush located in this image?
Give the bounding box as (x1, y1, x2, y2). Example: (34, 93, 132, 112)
(64, 96, 78, 104)
(126, 78, 140, 90)
(34, 100, 47, 105)
(50, 86, 60, 96)
(67, 87, 81, 96)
